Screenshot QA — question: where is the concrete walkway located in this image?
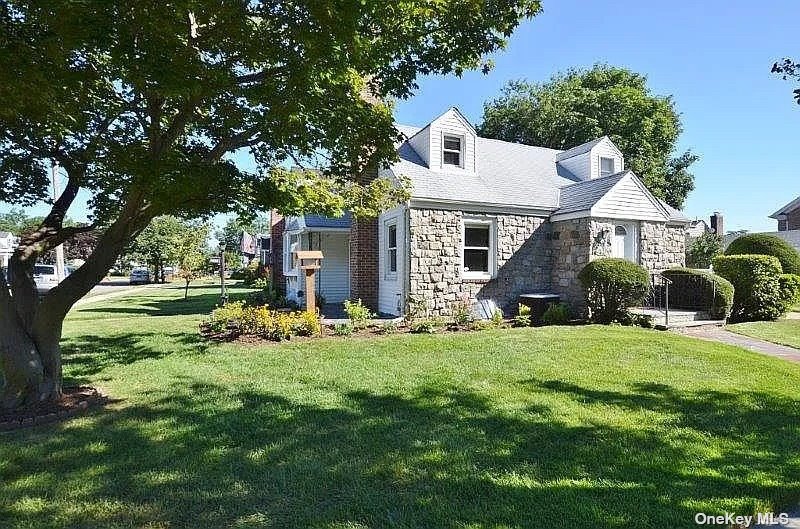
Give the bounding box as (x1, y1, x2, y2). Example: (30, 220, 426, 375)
(678, 326, 800, 364)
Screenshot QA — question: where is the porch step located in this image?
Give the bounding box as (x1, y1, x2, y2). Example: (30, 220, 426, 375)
(629, 308, 726, 330)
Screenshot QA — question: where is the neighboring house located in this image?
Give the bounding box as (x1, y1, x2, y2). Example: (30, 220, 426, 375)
(687, 219, 710, 239)
(736, 196, 800, 253)
(771, 195, 800, 232)
(0, 231, 19, 269)
(272, 107, 689, 317)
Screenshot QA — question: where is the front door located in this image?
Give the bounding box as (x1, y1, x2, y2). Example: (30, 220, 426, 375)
(612, 223, 637, 262)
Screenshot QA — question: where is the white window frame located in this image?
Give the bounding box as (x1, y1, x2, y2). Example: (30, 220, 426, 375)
(384, 220, 398, 279)
(283, 232, 301, 276)
(461, 217, 496, 280)
(442, 133, 464, 169)
(600, 156, 616, 177)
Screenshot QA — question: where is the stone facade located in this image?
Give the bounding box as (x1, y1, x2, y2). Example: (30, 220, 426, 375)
(639, 221, 686, 272)
(406, 209, 687, 318)
(408, 209, 550, 317)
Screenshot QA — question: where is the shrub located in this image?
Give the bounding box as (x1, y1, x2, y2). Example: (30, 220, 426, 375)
(661, 268, 734, 319)
(377, 321, 400, 334)
(578, 258, 650, 324)
(410, 318, 439, 334)
(206, 302, 320, 340)
(542, 302, 570, 325)
(712, 254, 784, 322)
(208, 301, 246, 332)
(779, 273, 800, 310)
(333, 323, 354, 336)
(343, 299, 374, 330)
(511, 313, 531, 327)
(725, 234, 800, 275)
(686, 232, 723, 268)
(450, 298, 474, 327)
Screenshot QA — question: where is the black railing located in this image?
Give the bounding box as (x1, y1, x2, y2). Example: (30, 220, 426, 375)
(643, 272, 672, 327)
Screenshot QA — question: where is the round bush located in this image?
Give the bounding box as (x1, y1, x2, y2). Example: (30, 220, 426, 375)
(661, 268, 734, 319)
(779, 273, 800, 310)
(578, 258, 650, 324)
(725, 234, 800, 275)
(712, 254, 784, 322)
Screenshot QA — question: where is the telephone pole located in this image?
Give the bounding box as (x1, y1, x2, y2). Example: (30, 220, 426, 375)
(51, 161, 66, 281)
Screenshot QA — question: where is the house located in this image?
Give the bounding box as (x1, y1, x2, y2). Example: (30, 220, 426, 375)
(271, 107, 689, 317)
(771, 196, 800, 232)
(0, 231, 18, 269)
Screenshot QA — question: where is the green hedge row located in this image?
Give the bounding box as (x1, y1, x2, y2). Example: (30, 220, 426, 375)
(712, 254, 786, 322)
(578, 258, 649, 324)
(661, 268, 734, 319)
(725, 234, 800, 275)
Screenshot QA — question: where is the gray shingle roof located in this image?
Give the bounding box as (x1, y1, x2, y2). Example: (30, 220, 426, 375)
(658, 199, 691, 223)
(285, 213, 351, 232)
(554, 172, 627, 214)
(392, 126, 579, 210)
(554, 136, 608, 161)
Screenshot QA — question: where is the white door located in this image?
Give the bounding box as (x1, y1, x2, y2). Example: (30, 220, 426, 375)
(612, 223, 637, 262)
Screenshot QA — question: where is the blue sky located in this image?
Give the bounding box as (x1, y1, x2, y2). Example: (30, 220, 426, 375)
(4, 0, 798, 233)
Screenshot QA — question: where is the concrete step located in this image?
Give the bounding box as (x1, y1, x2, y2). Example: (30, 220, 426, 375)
(630, 308, 725, 329)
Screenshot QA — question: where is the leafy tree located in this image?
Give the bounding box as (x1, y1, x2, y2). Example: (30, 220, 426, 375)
(478, 65, 698, 208)
(686, 232, 723, 269)
(128, 216, 188, 283)
(0, 0, 540, 408)
(772, 58, 800, 105)
(174, 223, 211, 300)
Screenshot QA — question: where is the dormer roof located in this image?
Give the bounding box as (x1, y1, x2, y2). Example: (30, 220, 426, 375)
(555, 136, 622, 161)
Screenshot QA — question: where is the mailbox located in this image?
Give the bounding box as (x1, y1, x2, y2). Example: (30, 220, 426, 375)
(292, 250, 324, 313)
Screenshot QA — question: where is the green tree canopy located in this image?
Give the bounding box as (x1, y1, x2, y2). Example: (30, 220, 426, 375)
(0, 0, 541, 409)
(478, 65, 697, 208)
(772, 58, 800, 105)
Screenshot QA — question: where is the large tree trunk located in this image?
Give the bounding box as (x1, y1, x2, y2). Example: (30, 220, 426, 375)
(0, 194, 154, 410)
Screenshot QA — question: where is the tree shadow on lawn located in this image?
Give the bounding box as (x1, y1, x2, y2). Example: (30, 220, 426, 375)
(61, 331, 210, 383)
(76, 291, 251, 318)
(1, 380, 799, 529)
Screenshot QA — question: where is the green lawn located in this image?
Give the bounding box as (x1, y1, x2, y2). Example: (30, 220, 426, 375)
(2, 282, 800, 528)
(729, 319, 800, 349)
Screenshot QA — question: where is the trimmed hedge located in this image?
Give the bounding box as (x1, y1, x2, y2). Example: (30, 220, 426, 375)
(779, 273, 800, 310)
(712, 254, 784, 322)
(578, 258, 650, 324)
(725, 234, 800, 275)
(661, 268, 734, 319)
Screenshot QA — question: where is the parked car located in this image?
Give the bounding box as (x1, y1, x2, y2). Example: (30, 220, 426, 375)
(129, 267, 151, 285)
(34, 264, 59, 293)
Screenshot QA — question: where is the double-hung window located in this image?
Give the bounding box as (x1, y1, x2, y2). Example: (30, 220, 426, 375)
(443, 134, 463, 167)
(462, 218, 495, 279)
(600, 156, 615, 177)
(385, 222, 397, 276)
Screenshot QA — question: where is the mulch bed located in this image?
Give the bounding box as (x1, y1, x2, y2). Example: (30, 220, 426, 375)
(0, 386, 110, 432)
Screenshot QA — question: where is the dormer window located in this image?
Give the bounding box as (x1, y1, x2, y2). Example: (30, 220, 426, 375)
(443, 134, 463, 167)
(600, 157, 615, 177)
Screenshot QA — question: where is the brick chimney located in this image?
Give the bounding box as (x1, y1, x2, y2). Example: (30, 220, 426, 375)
(710, 212, 724, 236)
(349, 166, 380, 311)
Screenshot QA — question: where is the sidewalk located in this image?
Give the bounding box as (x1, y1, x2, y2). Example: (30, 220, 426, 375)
(678, 326, 800, 364)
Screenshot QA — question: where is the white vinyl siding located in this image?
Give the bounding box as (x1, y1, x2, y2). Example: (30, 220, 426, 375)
(378, 206, 406, 316)
(315, 233, 350, 303)
(428, 108, 476, 172)
(408, 124, 431, 167)
(558, 152, 591, 180)
(592, 174, 666, 221)
(590, 140, 624, 178)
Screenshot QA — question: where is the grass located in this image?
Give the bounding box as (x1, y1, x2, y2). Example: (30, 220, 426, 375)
(729, 319, 800, 349)
(2, 283, 800, 528)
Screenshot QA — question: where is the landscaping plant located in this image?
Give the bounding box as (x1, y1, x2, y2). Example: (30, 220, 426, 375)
(712, 254, 786, 322)
(661, 268, 734, 319)
(542, 302, 571, 326)
(686, 232, 723, 269)
(343, 299, 375, 330)
(725, 234, 800, 275)
(578, 258, 650, 324)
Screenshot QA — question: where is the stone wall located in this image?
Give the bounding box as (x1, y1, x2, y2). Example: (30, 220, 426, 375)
(408, 209, 550, 317)
(639, 222, 686, 272)
(406, 209, 687, 318)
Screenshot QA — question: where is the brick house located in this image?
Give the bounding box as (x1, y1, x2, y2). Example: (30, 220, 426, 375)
(272, 107, 689, 317)
(771, 196, 800, 232)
